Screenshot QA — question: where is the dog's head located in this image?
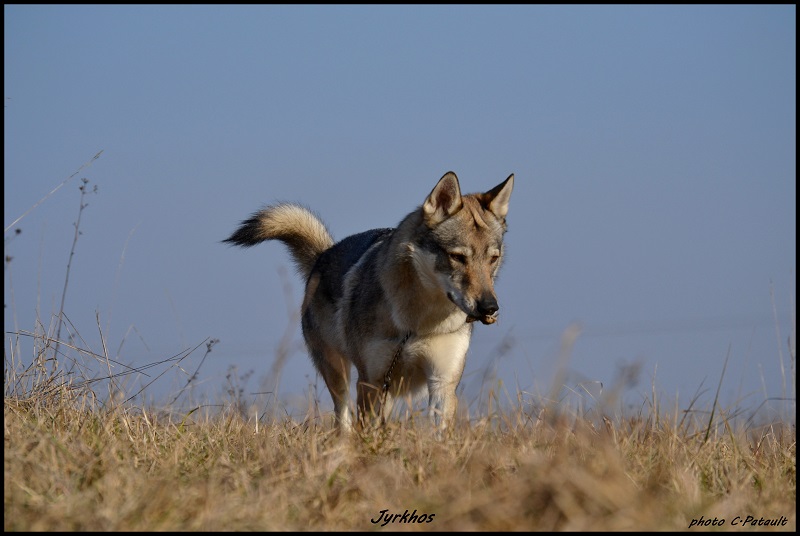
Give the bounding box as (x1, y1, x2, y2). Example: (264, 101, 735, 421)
(415, 172, 514, 325)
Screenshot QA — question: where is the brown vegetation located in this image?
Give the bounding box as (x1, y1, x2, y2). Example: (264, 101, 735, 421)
(4, 362, 795, 531)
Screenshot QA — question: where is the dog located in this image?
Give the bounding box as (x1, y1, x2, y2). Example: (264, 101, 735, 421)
(224, 171, 513, 432)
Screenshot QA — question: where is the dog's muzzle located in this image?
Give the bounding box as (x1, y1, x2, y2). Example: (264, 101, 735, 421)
(468, 298, 499, 325)
(449, 291, 499, 325)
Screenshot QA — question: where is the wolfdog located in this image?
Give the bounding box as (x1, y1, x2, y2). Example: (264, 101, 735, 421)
(224, 171, 514, 432)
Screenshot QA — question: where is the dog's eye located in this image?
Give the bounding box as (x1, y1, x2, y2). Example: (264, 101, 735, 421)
(449, 253, 467, 264)
(489, 255, 500, 264)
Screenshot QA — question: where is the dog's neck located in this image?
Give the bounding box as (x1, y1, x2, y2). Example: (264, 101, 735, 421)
(380, 249, 470, 336)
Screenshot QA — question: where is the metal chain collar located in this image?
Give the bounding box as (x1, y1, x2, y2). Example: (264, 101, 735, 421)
(380, 332, 412, 416)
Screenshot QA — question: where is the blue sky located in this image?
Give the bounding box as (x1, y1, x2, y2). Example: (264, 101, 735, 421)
(4, 5, 796, 420)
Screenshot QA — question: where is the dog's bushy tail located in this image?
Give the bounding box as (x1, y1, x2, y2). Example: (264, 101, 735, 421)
(224, 203, 334, 279)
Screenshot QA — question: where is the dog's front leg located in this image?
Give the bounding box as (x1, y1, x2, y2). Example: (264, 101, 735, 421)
(427, 379, 458, 430)
(423, 330, 469, 430)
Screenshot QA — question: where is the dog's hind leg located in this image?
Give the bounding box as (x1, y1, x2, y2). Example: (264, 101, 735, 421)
(316, 349, 353, 432)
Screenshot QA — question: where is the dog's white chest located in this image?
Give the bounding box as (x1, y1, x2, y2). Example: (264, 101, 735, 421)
(409, 328, 470, 380)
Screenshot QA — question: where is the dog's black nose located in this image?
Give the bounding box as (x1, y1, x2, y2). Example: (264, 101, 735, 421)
(476, 298, 499, 324)
(477, 300, 498, 317)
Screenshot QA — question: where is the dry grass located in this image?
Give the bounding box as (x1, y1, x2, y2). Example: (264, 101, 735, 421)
(4, 358, 795, 531)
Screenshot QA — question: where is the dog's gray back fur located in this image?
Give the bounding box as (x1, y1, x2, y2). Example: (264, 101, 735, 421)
(309, 229, 393, 303)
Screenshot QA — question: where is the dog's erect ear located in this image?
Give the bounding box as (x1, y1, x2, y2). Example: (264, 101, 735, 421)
(482, 173, 514, 220)
(423, 171, 463, 225)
